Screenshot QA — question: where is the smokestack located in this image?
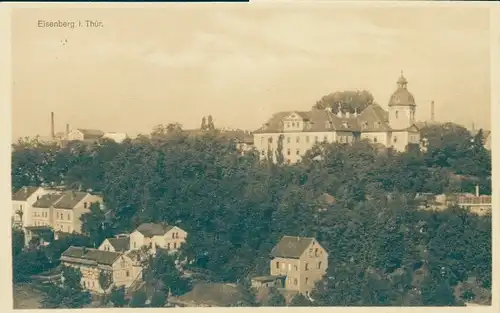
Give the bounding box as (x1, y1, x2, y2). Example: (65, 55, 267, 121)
(50, 112, 55, 139)
(475, 185, 480, 197)
(66, 124, 70, 137)
(430, 101, 435, 122)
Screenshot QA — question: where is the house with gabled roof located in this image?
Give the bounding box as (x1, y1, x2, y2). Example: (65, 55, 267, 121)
(99, 236, 130, 253)
(60, 246, 142, 294)
(11, 186, 55, 228)
(253, 73, 421, 163)
(265, 236, 328, 296)
(67, 128, 105, 142)
(129, 223, 187, 253)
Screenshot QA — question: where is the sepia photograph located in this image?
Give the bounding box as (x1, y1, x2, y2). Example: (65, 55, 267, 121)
(9, 2, 493, 309)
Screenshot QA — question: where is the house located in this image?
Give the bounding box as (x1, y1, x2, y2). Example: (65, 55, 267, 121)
(22, 190, 103, 245)
(268, 236, 328, 296)
(11, 186, 54, 228)
(99, 236, 131, 253)
(102, 132, 129, 143)
(60, 246, 142, 294)
(253, 73, 421, 163)
(67, 128, 105, 142)
(129, 223, 187, 252)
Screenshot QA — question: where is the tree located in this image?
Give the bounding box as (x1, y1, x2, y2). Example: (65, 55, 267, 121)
(207, 115, 215, 131)
(41, 266, 91, 308)
(276, 134, 285, 165)
(201, 117, 207, 130)
(150, 290, 167, 307)
(266, 287, 286, 306)
(142, 249, 191, 296)
(129, 290, 147, 308)
(110, 285, 127, 307)
(289, 293, 312, 306)
(98, 270, 113, 303)
(313, 90, 374, 113)
(80, 202, 108, 247)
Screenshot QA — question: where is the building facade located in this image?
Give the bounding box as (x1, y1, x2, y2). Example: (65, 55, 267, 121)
(129, 223, 187, 253)
(267, 236, 328, 296)
(60, 246, 142, 294)
(12, 186, 54, 228)
(253, 73, 421, 163)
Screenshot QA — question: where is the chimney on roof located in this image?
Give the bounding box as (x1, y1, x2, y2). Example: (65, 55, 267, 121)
(50, 112, 55, 139)
(354, 108, 358, 117)
(345, 111, 350, 118)
(475, 185, 480, 197)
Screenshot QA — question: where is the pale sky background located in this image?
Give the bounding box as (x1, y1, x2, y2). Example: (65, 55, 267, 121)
(11, 5, 491, 140)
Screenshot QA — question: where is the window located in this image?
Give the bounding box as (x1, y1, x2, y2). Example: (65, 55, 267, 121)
(306, 277, 309, 285)
(292, 122, 295, 127)
(395, 111, 399, 118)
(276, 262, 280, 269)
(287, 122, 290, 128)
(126, 270, 130, 277)
(261, 150, 265, 156)
(287, 136, 291, 144)
(315, 136, 319, 143)
(294, 278, 298, 285)
(315, 248, 319, 257)
(394, 136, 398, 143)
(294, 265, 298, 271)
(67, 213, 70, 220)
(296, 136, 300, 143)
(172, 233, 175, 239)
(374, 137, 378, 143)
(287, 149, 291, 156)
(297, 122, 301, 128)
(318, 261, 322, 269)
(20, 205, 23, 210)
(174, 242, 177, 249)
(167, 243, 171, 249)
(176, 232, 179, 238)
(120, 259, 126, 268)
(305, 263, 309, 270)
(296, 149, 300, 155)
(133, 242, 137, 249)
(323, 135, 328, 142)
(306, 136, 310, 143)
(84, 202, 87, 209)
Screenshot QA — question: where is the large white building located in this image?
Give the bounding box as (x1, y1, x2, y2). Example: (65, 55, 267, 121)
(253, 73, 421, 163)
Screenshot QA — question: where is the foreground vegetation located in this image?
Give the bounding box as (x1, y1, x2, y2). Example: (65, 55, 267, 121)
(11, 120, 491, 307)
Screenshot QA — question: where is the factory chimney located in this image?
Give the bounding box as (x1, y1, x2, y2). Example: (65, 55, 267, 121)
(430, 101, 435, 122)
(66, 123, 70, 139)
(50, 112, 55, 139)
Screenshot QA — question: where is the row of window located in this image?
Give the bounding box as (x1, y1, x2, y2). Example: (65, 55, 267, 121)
(33, 220, 49, 226)
(286, 276, 311, 286)
(262, 134, 355, 146)
(57, 212, 71, 220)
(33, 211, 48, 218)
(56, 223, 71, 233)
(275, 261, 322, 271)
(131, 241, 180, 250)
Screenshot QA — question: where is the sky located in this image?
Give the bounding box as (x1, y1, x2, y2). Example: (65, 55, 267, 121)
(11, 4, 491, 140)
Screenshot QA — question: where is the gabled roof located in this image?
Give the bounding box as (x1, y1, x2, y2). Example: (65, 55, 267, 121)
(106, 237, 130, 252)
(135, 223, 173, 237)
(75, 129, 105, 140)
(61, 246, 122, 265)
(32, 193, 64, 208)
(270, 236, 315, 259)
(357, 104, 391, 132)
(53, 191, 89, 209)
(12, 186, 40, 201)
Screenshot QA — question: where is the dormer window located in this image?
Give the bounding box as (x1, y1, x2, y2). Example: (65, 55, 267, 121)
(342, 121, 349, 128)
(362, 122, 368, 129)
(375, 122, 381, 129)
(324, 121, 330, 129)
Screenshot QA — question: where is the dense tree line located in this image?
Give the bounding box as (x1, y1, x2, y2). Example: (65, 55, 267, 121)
(11, 121, 491, 306)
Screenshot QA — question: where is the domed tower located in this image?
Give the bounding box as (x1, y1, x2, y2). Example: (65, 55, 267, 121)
(388, 71, 416, 130)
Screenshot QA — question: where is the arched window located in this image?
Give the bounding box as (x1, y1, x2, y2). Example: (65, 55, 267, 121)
(395, 111, 399, 118)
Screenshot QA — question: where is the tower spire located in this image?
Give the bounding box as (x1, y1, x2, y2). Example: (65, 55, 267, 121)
(397, 71, 408, 89)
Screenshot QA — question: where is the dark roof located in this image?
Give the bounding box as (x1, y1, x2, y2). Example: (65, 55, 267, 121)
(252, 275, 283, 282)
(32, 193, 64, 208)
(61, 246, 122, 265)
(135, 223, 173, 237)
(388, 74, 416, 107)
(76, 129, 105, 139)
(53, 191, 89, 209)
(12, 186, 40, 201)
(61, 246, 87, 259)
(106, 237, 130, 252)
(270, 236, 315, 259)
(253, 104, 395, 134)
